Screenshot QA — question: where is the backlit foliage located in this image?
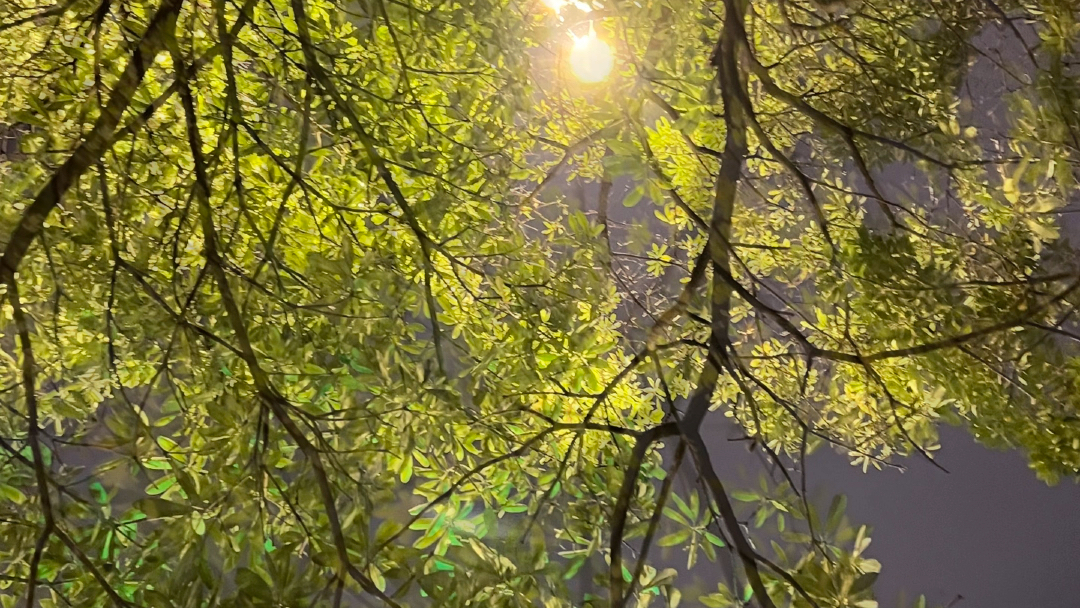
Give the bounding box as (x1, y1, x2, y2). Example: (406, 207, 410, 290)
(1, 0, 1078, 607)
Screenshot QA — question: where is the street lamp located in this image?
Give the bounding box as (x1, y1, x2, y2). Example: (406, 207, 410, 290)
(540, 0, 612, 83)
(541, 0, 568, 14)
(568, 25, 613, 83)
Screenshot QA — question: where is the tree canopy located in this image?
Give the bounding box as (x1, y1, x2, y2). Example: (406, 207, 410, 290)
(1, 0, 1079, 606)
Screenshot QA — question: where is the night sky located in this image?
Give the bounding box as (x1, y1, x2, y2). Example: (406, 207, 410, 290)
(692, 418, 1080, 608)
(796, 427, 1080, 608)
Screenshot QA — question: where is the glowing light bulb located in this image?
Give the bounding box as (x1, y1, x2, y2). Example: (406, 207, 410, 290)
(541, 0, 567, 13)
(542, 0, 590, 13)
(569, 29, 614, 83)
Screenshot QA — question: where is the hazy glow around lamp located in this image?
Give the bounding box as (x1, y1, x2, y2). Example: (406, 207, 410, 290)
(541, 0, 567, 13)
(569, 29, 614, 83)
(541, 0, 591, 15)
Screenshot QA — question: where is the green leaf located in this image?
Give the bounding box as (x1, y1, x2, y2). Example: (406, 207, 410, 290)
(731, 491, 758, 502)
(670, 492, 693, 519)
(663, 507, 689, 526)
(236, 568, 273, 601)
(0, 484, 26, 503)
(145, 476, 176, 496)
(564, 557, 586, 580)
(433, 557, 455, 571)
(851, 572, 879, 594)
(826, 495, 847, 532)
(658, 530, 690, 547)
(700, 593, 731, 608)
(370, 565, 387, 592)
(376, 520, 404, 544)
(132, 497, 191, 519)
(89, 482, 108, 504)
(623, 186, 645, 208)
(703, 531, 725, 547)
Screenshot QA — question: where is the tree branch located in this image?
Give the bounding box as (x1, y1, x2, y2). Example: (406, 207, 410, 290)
(0, 0, 184, 286)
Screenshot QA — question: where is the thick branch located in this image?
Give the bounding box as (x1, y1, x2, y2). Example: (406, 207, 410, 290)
(169, 42, 398, 608)
(7, 279, 54, 608)
(0, 0, 184, 285)
(608, 422, 679, 605)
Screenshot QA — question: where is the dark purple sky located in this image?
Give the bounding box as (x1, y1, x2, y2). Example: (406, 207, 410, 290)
(696, 418, 1080, 608)
(800, 426, 1080, 608)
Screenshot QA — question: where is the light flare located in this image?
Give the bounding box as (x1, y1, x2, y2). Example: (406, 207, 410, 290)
(568, 27, 614, 83)
(541, 0, 592, 13)
(541, 0, 568, 13)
